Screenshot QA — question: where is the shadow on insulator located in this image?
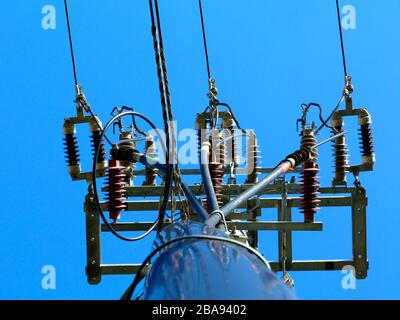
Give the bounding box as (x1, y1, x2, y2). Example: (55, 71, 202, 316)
(104, 159, 127, 222)
(63, 120, 81, 176)
(246, 132, 261, 184)
(331, 113, 349, 186)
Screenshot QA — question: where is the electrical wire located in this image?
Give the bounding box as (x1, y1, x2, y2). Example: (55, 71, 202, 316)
(314, 95, 345, 135)
(198, 0, 211, 80)
(121, 234, 272, 300)
(149, 0, 191, 230)
(149, 0, 173, 233)
(335, 0, 348, 77)
(63, 0, 113, 146)
(63, 0, 78, 86)
(299, 102, 337, 134)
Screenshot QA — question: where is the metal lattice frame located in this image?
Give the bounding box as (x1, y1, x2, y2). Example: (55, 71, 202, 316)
(83, 171, 368, 284)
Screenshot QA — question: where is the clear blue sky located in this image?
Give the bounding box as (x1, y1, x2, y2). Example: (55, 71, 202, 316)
(1, 0, 399, 299)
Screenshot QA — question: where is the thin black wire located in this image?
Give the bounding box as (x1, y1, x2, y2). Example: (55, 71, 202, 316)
(336, 0, 348, 77)
(315, 95, 345, 135)
(153, 0, 191, 223)
(198, 0, 211, 80)
(63, 0, 78, 86)
(148, 0, 174, 234)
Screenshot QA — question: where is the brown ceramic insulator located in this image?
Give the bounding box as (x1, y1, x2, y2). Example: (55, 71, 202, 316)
(246, 134, 262, 184)
(143, 136, 157, 186)
(300, 161, 320, 223)
(301, 128, 318, 161)
(332, 127, 349, 186)
(209, 162, 224, 208)
(203, 131, 225, 212)
(104, 159, 127, 222)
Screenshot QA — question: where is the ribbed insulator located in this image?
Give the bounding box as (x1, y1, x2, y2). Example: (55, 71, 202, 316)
(209, 163, 224, 208)
(91, 130, 107, 164)
(358, 109, 375, 165)
(231, 128, 241, 168)
(300, 161, 320, 223)
(359, 123, 375, 161)
(246, 134, 262, 184)
(204, 131, 225, 211)
(64, 133, 80, 166)
(331, 127, 349, 186)
(143, 136, 157, 186)
(301, 128, 318, 161)
(104, 159, 127, 222)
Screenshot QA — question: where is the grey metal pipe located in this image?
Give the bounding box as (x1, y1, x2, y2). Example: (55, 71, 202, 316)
(205, 161, 293, 228)
(199, 141, 220, 213)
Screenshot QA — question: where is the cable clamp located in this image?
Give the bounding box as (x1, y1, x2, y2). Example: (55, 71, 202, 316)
(74, 84, 92, 114)
(207, 78, 219, 106)
(343, 75, 354, 97)
(210, 210, 228, 231)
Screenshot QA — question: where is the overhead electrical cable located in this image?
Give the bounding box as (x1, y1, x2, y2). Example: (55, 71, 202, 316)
(63, 0, 78, 86)
(315, 0, 352, 135)
(335, 0, 348, 77)
(198, 0, 211, 80)
(63, 0, 113, 146)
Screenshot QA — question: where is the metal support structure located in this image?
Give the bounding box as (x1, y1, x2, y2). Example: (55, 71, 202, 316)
(83, 176, 369, 283)
(351, 186, 368, 279)
(84, 191, 101, 284)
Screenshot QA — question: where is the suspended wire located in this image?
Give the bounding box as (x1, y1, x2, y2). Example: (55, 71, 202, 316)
(63, 0, 78, 86)
(315, 95, 345, 135)
(198, 0, 211, 80)
(314, 0, 350, 136)
(153, 0, 190, 217)
(149, 0, 191, 231)
(335, 0, 348, 77)
(63, 0, 115, 147)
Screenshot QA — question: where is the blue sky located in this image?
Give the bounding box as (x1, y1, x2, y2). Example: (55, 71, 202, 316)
(1, 0, 399, 299)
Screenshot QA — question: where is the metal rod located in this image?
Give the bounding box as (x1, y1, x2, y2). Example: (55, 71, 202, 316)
(200, 141, 219, 213)
(206, 161, 292, 227)
(311, 131, 346, 150)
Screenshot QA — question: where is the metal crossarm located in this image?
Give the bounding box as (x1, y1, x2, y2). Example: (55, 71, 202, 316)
(83, 175, 368, 283)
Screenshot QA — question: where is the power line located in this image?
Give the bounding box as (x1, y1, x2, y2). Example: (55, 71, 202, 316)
(198, 0, 211, 80)
(63, 0, 78, 86)
(335, 0, 348, 77)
